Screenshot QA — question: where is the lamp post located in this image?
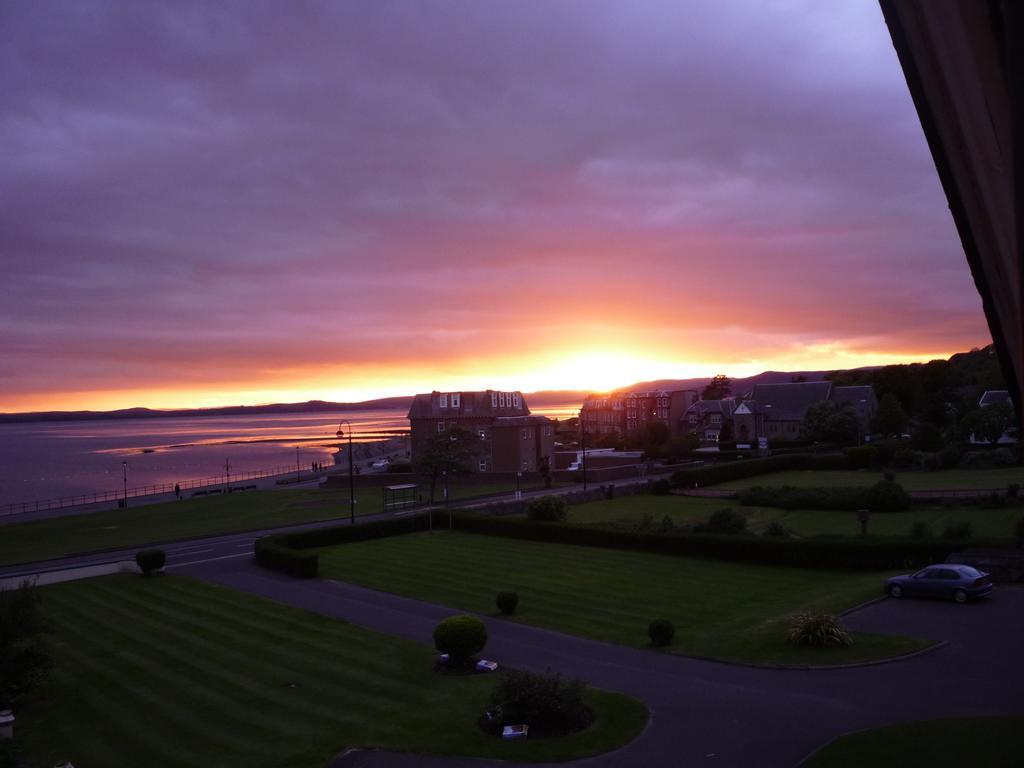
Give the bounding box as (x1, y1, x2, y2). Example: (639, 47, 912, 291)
(225, 457, 231, 493)
(577, 410, 588, 491)
(858, 398, 867, 446)
(296, 446, 300, 483)
(336, 420, 355, 524)
(122, 461, 128, 508)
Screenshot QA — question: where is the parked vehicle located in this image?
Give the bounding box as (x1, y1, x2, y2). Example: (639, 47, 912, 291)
(370, 458, 391, 470)
(886, 564, 993, 603)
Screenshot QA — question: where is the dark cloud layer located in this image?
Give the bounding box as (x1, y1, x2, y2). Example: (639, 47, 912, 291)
(0, 1, 990, 408)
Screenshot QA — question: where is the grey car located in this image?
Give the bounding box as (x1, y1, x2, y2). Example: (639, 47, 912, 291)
(886, 564, 993, 603)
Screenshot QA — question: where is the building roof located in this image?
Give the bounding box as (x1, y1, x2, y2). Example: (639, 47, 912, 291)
(684, 399, 736, 417)
(407, 390, 530, 419)
(831, 385, 877, 408)
(980, 390, 1011, 407)
(490, 415, 552, 427)
(750, 381, 833, 421)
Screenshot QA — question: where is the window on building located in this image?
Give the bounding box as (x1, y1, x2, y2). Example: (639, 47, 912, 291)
(688, 414, 697, 424)
(499, 392, 506, 407)
(522, 428, 528, 439)
(491, 392, 497, 408)
(479, 459, 487, 472)
(711, 414, 722, 424)
(477, 428, 486, 439)
(451, 393, 460, 408)
(437, 421, 445, 433)
(513, 392, 521, 408)
(522, 460, 528, 470)
(439, 394, 447, 408)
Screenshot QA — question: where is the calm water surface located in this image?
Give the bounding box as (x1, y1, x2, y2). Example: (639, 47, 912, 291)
(0, 404, 578, 505)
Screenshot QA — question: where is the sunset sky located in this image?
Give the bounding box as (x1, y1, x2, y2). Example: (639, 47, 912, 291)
(1, 1, 991, 412)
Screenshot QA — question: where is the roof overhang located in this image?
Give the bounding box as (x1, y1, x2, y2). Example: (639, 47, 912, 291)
(880, 0, 1023, 438)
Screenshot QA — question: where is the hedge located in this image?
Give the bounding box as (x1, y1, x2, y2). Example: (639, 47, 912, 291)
(450, 511, 1002, 571)
(255, 513, 435, 578)
(738, 480, 912, 512)
(670, 453, 852, 488)
(254, 538, 318, 578)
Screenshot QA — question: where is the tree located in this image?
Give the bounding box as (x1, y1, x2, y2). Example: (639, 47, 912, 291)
(801, 401, 859, 444)
(961, 402, 1015, 445)
(641, 421, 670, 457)
(413, 426, 480, 503)
(0, 581, 52, 709)
(910, 422, 945, 452)
(701, 374, 732, 401)
(871, 393, 909, 437)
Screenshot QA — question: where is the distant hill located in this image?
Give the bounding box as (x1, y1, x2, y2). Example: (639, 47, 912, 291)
(616, 370, 836, 397)
(1, 348, 999, 424)
(0, 397, 415, 424)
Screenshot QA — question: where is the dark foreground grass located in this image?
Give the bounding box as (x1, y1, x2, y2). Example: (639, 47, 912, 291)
(802, 717, 1024, 768)
(19, 575, 647, 768)
(563, 494, 1023, 539)
(317, 531, 930, 665)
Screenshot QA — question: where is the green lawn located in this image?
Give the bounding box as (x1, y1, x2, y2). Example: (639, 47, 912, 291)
(713, 467, 1024, 491)
(316, 531, 930, 665)
(0, 481, 542, 568)
(802, 717, 1024, 768)
(561, 494, 1023, 539)
(18, 575, 647, 768)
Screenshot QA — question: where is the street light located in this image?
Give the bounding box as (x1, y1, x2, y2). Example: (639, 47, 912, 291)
(576, 409, 588, 491)
(296, 446, 301, 483)
(336, 420, 355, 524)
(122, 461, 128, 508)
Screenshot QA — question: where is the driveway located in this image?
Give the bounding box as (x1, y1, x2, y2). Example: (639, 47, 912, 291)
(179, 557, 1024, 768)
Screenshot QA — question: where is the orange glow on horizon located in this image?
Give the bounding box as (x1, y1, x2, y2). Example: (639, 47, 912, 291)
(0, 343, 977, 414)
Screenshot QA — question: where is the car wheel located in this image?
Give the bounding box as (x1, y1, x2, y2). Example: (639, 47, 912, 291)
(953, 589, 968, 604)
(888, 584, 903, 598)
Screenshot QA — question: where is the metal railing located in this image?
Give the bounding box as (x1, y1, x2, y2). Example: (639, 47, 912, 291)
(1, 462, 339, 517)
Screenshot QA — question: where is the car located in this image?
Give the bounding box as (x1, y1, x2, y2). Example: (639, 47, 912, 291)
(370, 458, 391, 470)
(886, 564, 993, 603)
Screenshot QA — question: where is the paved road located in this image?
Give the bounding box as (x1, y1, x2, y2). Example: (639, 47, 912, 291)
(180, 556, 1024, 768)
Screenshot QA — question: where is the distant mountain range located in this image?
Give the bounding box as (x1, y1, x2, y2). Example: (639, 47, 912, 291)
(0, 365, 892, 424)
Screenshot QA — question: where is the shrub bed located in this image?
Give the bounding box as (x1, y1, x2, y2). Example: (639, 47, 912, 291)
(788, 613, 852, 648)
(483, 669, 592, 738)
(452, 511, 999, 571)
(526, 496, 568, 522)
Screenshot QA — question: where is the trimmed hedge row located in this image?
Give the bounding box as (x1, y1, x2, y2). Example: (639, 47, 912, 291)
(451, 511, 996, 571)
(254, 538, 318, 578)
(670, 453, 852, 488)
(255, 513, 435, 577)
(738, 480, 912, 512)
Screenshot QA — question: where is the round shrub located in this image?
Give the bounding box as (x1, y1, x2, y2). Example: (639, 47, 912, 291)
(908, 521, 932, 539)
(764, 520, 788, 537)
(433, 615, 487, 664)
(942, 522, 972, 540)
(788, 614, 852, 648)
(485, 669, 591, 737)
(865, 479, 911, 512)
(496, 591, 519, 615)
(648, 619, 675, 647)
(938, 445, 960, 469)
(526, 495, 568, 522)
(651, 479, 672, 496)
(696, 508, 747, 534)
(135, 549, 166, 575)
